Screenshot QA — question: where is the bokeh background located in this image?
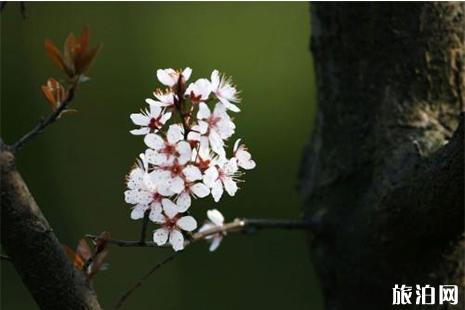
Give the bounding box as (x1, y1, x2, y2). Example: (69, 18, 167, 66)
(1, 2, 320, 309)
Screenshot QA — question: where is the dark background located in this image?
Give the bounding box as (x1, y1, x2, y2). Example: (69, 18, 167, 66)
(1, 2, 320, 309)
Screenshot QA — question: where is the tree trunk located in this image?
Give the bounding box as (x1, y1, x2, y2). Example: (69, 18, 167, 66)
(0, 148, 102, 310)
(300, 3, 464, 309)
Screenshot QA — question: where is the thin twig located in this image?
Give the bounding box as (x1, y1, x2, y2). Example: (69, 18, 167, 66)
(85, 235, 161, 247)
(107, 217, 313, 309)
(114, 251, 181, 309)
(12, 84, 77, 152)
(0, 254, 12, 262)
(86, 218, 314, 248)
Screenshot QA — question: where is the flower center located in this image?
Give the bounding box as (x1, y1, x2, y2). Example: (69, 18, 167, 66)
(170, 163, 183, 176)
(162, 144, 176, 155)
(189, 91, 202, 104)
(207, 116, 221, 128)
(218, 168, 226, 180)
(197, 158, 211, 170)
(152, 192, 161, 203)
(148, 117, 161, 130)
(163, 216, 178, 230)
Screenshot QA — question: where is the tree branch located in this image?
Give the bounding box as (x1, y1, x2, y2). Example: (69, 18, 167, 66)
(12, 84, 76, 152)
(0, 148, 101, 309)
(107, 217, 313, 309)
(138, 210, 150, 245)
(86, 217, 314, 248)
(114, 252, 180, 309)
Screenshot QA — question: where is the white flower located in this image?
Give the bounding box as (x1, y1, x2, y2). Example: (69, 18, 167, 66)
(151, 162, 204, 196)
(203, 158, 239, 202)
(144, 124, 191, 166)
(124, 155, 172, 220)
(176, 179, 210, 211)
(210, 70, 240, 112)
(193, 102, 235, 157)
(145, 89, 177, 108)
(130, 105, 172, 136)
(157, 67, 192, 87)
(152, 199, 197, 251)
(185, 78, 212, 103)
(199, 209, 225, 252)
(233, 139, 256, 170)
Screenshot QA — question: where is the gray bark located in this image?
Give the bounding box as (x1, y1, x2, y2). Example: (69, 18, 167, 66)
(300, 3, 464, 309)
(1, 147, 102, 310)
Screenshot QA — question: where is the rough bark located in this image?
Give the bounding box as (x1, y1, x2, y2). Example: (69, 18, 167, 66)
(0, 147, 102, 310)
(300, 3, 464, 310)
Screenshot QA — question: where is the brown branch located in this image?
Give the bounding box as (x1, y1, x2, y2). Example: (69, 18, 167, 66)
(88, 217, 313, 309)
(12, 84, 77, 152)
(138, 210, 150, 245)
(86, 217, 314, 248)
(0, 148, 101, 309)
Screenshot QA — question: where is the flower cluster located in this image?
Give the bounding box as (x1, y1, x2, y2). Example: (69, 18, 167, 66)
(124, 68, 255, 251)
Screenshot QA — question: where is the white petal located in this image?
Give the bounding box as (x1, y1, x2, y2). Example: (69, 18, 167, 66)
(157, 181, 174, 196)
(176, 141, 192, 165)
(209, 131, 226, 157)
(196, 121, 209, 135)
(182, 67, 192, 81)
(160, 111, 172, 124)
(144, 134, 165, 150)
(210, 70, 220, 89)
(130, 113, 149, 126)
(138, 191, 153, 205)
(224, 158, 239, 175)
(130, 127, 151, 135)
(153, 228, 169, 245)
(149, 169, 171, 185)
(197, 102, 211, 119)
(127, 168, 144, 189)
(162, 198, 178, 218)
(182, 165, 202, 182)
(130, 205, 147, 220)
(207, 209, 224, 226)
(199, 223, 214, 234)
(169, 229, 185, 251)
(236, 149, 251, 162)
(187, 130, 201, 142)
(177, 216, 197, 232)
(209, 236, 222, 252)
(169, 176, 185, 194)
(191, 183, 210, 198)
(167, 124, 184, 144)
(240, 159, 256, 170)
(176, 192, 191, 212)
(157, 68, 176, 87)
(222, 101, 240, 113)
(223, 177, 238, 197)
(124, 190, 138, 204)
(211, 180, 224, 202)
(203, 166, 219, 187)
(149, 105, 162, 117)
(145, 98, 161, 106)
(145, 149, 167, 166)
(149, 205, 164, 223)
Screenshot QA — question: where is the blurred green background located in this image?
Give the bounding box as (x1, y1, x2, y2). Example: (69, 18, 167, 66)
(1, 2, 319, 309)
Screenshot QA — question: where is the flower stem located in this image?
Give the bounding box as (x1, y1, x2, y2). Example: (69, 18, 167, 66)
(138, 210, 150, 245)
